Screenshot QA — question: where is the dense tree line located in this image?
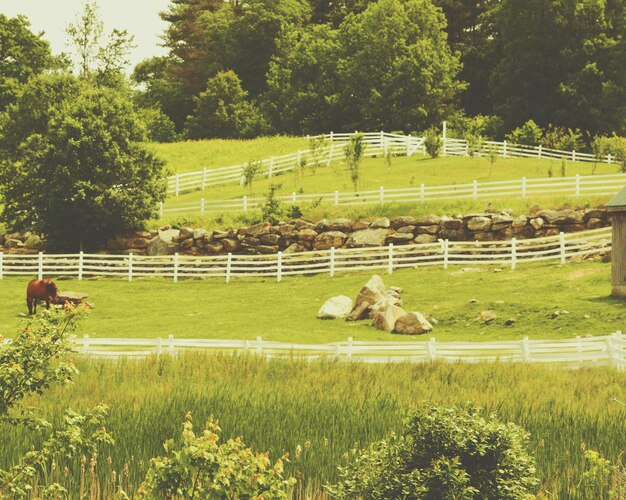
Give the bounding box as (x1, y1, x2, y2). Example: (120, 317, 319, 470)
(128, 0, 626, 140)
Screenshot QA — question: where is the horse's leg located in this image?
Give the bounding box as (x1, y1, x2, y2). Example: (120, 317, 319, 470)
(27, 297, 33, 315)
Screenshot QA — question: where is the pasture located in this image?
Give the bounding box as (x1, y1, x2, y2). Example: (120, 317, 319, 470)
(0, 261, 623, 343)
(0, 354, 624, 498)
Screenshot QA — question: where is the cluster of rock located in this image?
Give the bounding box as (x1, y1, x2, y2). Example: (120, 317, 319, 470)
(317, 275, 434, 335)
(0, 207, 610, 256)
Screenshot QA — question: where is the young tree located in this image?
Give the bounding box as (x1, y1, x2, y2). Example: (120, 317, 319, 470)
(184, 70, 267, 139)
(65, 1, 104, 77)
(344, 133, 365, 191)
(0, 74, 168, 251)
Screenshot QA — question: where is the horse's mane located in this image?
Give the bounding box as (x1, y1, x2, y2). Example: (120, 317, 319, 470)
(44, 279, 58, 295)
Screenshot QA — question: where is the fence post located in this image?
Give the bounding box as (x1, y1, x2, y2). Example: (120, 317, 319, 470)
(559, 232, 566, 264)
(575, 174, 580, 197)
(606, 336, 615, 367)
(330, 247, 335, 277)
(0, 252, 3, 280)
(572, 149, 576, 162)
(428, 337, 437, 361)
(387, 243, 394, 275)
(277, 251, 283, 283)
(406, 135, 410, 156)
(256, 336, 263, 355)
(243, 195, 248, 212)
(328, 142, 334, 166)
(442, 239, 449, 269)
(38, 251, 43, 280)
(379, 185, 384, 204)
(473, 180, 478, 199)
(420, 183, 425, 202)
(269, 157, 274, 178)
(226, 253, 232, 283)
(82, 334, 90, 354)
(202, 167, 207, 190)
(173, 252, 179, 283)
(334, 190, 339, 206)
(537, 144, 542, 159)
(522, 336, 530, 362)
(380, 130, 385, 154)
(503, 140, 508, 158)
(522, 177, 527, 198)
(292, 192, 297, 204)
(175, 174, 180, 197)
(168, 334, 175, 355)
(78, 251, 83, 281)
(608, 153, 612, 165)
(128, 252, 133, 282)
(511, 237, 517, 270)
(347, 336, 353, 359)
(576, 335, 583, 365)
(159, 202, 164, 219)
(200, 198, 205, 216)
(156, 337, 162, 357)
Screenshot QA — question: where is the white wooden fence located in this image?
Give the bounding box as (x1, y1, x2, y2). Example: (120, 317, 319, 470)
(166, 131, 617, 196)
(54, 332, 626, 369)
(160, 172, 626, 217)
(167, 132, 424, 195)
(0, 228, 610, 283)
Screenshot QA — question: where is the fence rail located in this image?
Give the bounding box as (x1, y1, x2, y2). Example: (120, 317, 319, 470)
(165, 131, 617, 196)
(161, 172, 626, 217)
(10, 332, 617, 368)
(0, 228, 611, 282)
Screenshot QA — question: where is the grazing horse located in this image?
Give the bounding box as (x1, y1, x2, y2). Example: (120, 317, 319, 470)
(26, 279, 59, 315)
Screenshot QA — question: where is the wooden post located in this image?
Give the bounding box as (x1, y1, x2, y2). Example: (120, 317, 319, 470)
(379, 185, 384, 204)
(292, 192, 297, 204)
(173, 252, 179, 283)
(0, 252, 3, 280)
(608, 153, 612, 165)
(387, 243, 394, 275)
(277, 251, 283, 282)
(226, 253, 232, 283)
(428, 338, 437, 361)
(128, 252, 133, 282)
(473, 180, 478, 199)
(168, 334, 175, 355)
(38, 252, 43, 281)
(560, 232, 566, 264)
(511, 237, 517, 270)
(175, 174, 180, 197)
(443, 239, 449, 269)
(347, 336, 353, 359)
(537, 144, 542, 159)
(503, 140, 508, 158)
(572, 149, 576, 162)
(243, 195, 248, 212)
(78, 251, 83, 281)
(442, 121, 447, 157)
(200, 198, 205, 215)
(256, 336, 263, 355)
(522, 177, 527, 198)
(156, 337, 162, 357)
(420, 183, 425, 202)
(575, 174, 580, 197)
(202, 167, 207, 190)
(606, 336, 615, 367)
(522, 336, 530, 362)
(82, 334, 90, 354)
(330, 247, 335, 277)
(159, 202, 164, 219)
(268, 157, 274, 178)
(334, 190, 339, 206)
(328, 142, 334, 166)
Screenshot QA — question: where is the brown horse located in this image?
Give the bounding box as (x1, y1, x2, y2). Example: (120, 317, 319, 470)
(26, 279, 59, 315)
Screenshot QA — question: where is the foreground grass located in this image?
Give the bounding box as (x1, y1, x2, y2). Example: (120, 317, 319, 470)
(0, 355, 624, 498)
(0, 261, 622, 342)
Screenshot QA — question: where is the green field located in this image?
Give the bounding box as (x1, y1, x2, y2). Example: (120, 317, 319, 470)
(1, 261, 623, 342)
(0, 354, 623, 498)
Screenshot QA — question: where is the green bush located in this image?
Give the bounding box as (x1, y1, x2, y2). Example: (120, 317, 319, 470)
(140, 107, 179, 143)
(541, 124, 583, 152)
(262, 183, 284, 224)
(506, 119, 543, 146)
(424, 127, 442, 158)
(326, 405, 538, 499)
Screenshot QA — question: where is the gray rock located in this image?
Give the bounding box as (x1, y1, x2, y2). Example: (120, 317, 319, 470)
(147, 229, 180, 256)
(314, 231, 347, 250)
(318, 295, 353, 319)
(179, 227, 194, 240)
(346, 228, 389, 247)
(529, 217, 545, 230)
(386, 233, 414, 244)
(415, 214, 441, 226)
(478, 310, 497, 323)
(371, 217, 391, 229)
(355, 275, 386, 310)
(346, 301, 370, 321)
(283, 243, 307, 254)
(391, 216, 417, 229)
(397, 225, 416, 234)
(372, 304, 406, 332)
(245, 222, 272, 237)
(193, 228, 209, 240)
(328, 218, 352, 232)
(440, 216, 463, 229)
(467, 216, 492, 232)
(415, 234, 437, 244)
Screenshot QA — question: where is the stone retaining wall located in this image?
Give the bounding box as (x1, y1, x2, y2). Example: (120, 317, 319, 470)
(0, 208, 610, 256)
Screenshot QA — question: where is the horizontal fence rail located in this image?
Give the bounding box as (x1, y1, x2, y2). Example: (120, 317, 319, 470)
(0, 228, 611, 282)
(3, 332, 619, 368)
(165, 131, 617, 196)
(161, 172, 626, 217)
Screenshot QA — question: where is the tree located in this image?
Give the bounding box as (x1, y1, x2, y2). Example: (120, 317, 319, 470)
(506, 119, 543, 146)
(65, 1, 104, 77)
(0, 308, 113, 497)
(0, 14, 55, 111)
(326, 405, 538, 499)
(335, 0, 464, 132)
(0, 74, 168, 251)
(184, 70, 267, 139)
(344, 133, 365, 191)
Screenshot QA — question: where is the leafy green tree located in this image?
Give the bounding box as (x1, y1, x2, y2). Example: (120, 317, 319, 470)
(326, 405, 538, 499)
(140, 413, 296, 498)
(506, 119, 543, 146)
(139, 107, 180, 142)
(335, 0, 464, 132)
(344, 133, 365, 191)
(0, 74, 168, 251)
(0, 14, 55, 111)
(424, 127, 442, 158)
(0, 308, 113, 497)
(184, 70, 267, 139)
(263, 24, 340, 134)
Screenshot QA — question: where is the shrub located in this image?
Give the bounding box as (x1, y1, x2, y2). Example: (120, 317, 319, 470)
(541, 124, 583, 152)
(326, 405, 538, 499)
(262, 183, 284, 224)
(140, 107, 179, 143)
(344, 133, 366, 191)
(242, 160, 262, 194)
(139, 413, 296, 498)
(593, 135, 626, 172)
(506, 119, 542, 146)
(424, 127, 442, 158)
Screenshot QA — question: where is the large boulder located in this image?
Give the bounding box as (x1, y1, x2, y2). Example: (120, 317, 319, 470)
(147, 229, 180, 256)
(317, 295, 353, 319)
(372, 305, 406, 332)
(328, 218, 352, 232)
(467, 216, 492, 232)
(354, 275, 386, 309)
(314, 231, 347, 250)
(346, 228, 389, 247)
(394, 312, 433, 335)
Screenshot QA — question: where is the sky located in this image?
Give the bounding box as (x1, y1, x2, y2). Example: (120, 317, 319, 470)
(0, 0, 172, 70)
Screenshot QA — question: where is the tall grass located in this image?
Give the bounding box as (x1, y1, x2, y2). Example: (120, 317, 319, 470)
(1, 354, 624, 498)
